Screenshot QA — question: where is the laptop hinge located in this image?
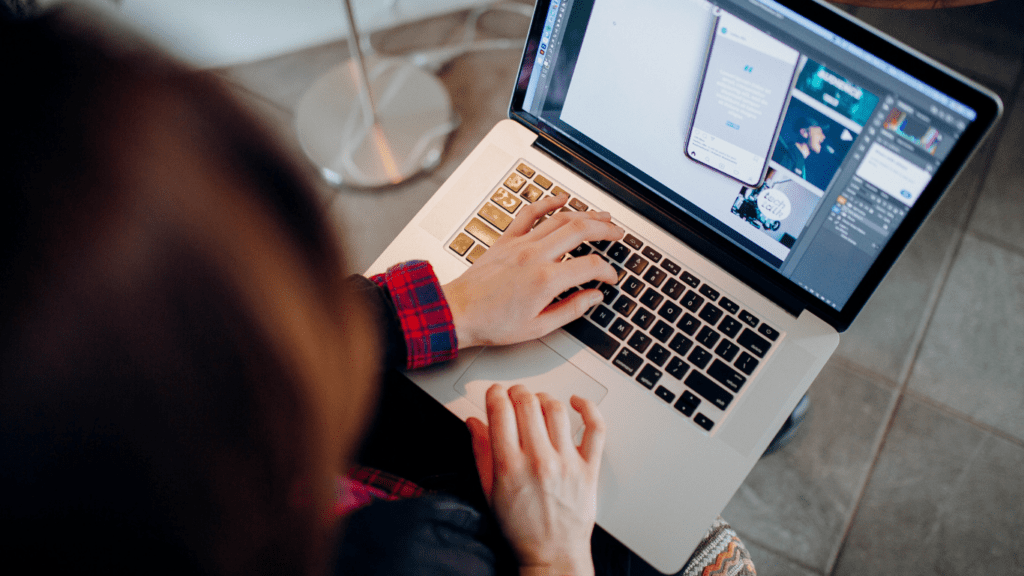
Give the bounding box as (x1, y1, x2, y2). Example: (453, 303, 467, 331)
(531, 134, 806, 318)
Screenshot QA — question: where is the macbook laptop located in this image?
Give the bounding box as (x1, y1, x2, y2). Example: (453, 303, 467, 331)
(367, 0, 1001, 572)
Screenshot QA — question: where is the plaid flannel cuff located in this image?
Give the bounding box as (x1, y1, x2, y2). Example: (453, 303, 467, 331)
(370, 260, 458, 370)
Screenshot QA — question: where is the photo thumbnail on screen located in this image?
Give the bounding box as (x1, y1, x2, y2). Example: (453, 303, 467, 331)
(771, 59, 880, 192)
(730, 167, 823, 255)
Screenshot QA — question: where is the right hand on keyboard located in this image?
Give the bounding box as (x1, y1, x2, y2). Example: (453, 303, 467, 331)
(442, 194, 624, 349)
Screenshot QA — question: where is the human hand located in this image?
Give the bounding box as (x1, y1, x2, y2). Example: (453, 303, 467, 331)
(466, 384, 606, 576)
(442, 194, 623, 349)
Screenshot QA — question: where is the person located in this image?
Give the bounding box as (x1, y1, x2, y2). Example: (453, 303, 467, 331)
(771, 116, 828, 184)
(0, 5, 755, 576)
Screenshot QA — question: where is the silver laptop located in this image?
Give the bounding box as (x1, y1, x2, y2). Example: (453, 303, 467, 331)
(367, 0, 1001, 571)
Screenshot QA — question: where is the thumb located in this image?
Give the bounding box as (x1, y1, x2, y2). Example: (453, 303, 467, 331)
(466, 417, 494, 502)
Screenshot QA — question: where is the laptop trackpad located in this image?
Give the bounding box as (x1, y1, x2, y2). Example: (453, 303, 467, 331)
(454, 340, 608, 436)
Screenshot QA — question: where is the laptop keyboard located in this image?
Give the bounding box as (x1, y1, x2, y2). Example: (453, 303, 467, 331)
(447, 160, 782, 432)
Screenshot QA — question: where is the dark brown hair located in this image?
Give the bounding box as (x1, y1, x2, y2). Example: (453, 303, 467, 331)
(0, 7, 376, 575)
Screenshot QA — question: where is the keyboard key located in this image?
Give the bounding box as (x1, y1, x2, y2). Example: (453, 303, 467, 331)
(552, 186, 570, 199)
(677, 313, 699, 336)
(613, 348, 643, 376)
(698, 284, 720, 301)
(641, 246, 662, 263)
(557, 286, 579, 300)
(719, 297, 740, 315)
(598, 283, 619, 305)
(673, 394, 698, 416)
(735, 351, 759, 375)
(694, 413, 715, 431)
(591, 239, 611, 251)
(658, 301, 683, 323)
(491, 188, 523, 213)
(737, 328, 770, 358)
(623, 234, 643, 250)
(739, 310, 759, 327)
(607, 242, 630, 263)
(521, 183, 543, 202)
(699, 303, 723, 325)
(465, 218, 500, 247)
(621, 276, 644, 297)
(681, 290, 705, 312)
(516, 163, 535, 178)
(685, 371, 734, 410)
(687, 346, 712, 369)
(609, 318, 633, 340)
(582, 279, 600, 290)
(466, 244, 487, 263)
(666, 357, 690, 380)
(669, 333, 693, 356)
(590, 305, 615, 328)
(613, 265, 627, 284)
(646, 344, 671, 367)
(714, 340, 739, 362)
(696, 326, 720, 348)
(533, 174, 553, 189)
(758, 323, 780, 341)
(504, 172, 527, 192)
(719, 316, 742, 339)
(681, 271, 700, 288)
(708, 359, 747, 392)
(569, 243, 592, 257)
(569, 198, 589, 211)
(613, 295, 637, 316)
(627, 331, 652, 354)
(637, 365, 663, 390)
(479, 203, 513, 231)
(639, 288, 663, 309)
(625, 254, 649, 275)
(631, 308, 655, 330)
(563, 317, 620, 360)
(662, 278, 686, 300)
(449, 233, 474, 256)
(680, 390, 700, 408)
(662, 259, 681, 276)
(643, 266, 667, 288)
(654, 385, 675, 403)
(650, 320, 674, 343)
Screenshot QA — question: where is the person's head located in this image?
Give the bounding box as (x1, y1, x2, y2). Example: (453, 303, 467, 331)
(792, 116, 827, 154)
(1, 7, 380, 575)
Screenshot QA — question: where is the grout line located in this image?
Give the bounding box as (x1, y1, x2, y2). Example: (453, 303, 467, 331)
(966, 229, 1024, 258)
(903, 388, 1024, 450)
(825, 71, 1024, 576)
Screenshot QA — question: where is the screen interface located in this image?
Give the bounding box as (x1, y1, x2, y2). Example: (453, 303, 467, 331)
(520, 0, 978, 312)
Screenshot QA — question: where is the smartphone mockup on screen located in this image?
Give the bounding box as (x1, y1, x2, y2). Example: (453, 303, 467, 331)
(686, 11, 800, 187)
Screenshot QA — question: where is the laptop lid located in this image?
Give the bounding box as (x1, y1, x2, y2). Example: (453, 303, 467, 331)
(507, 0, 1002, 332)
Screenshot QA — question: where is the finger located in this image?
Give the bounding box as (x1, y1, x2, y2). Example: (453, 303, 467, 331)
(531, 289, 604, 338)
(571, 395, 606, 465)
(539, 217, 624, 261)
(558, 254, 620, 288)
(529, 209, 614, 246)
(508, 385, 555, 458)
(502, 195, 568, 239)
(466, 417, 495, 502)
(485, 384, 522, 473)
(538, 393, 573, 453)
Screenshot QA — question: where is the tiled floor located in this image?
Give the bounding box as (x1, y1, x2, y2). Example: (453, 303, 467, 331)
(219, 1, 1023, 574)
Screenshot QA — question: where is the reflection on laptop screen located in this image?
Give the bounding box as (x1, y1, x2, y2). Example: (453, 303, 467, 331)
(519, 0, 978, 312)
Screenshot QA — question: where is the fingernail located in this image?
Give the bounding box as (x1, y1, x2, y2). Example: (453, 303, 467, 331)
(589, 292, 603, 307)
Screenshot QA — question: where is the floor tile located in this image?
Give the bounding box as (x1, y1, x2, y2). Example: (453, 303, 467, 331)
(968, 88, 1024, 253)
(743, 540, 820, 576)
(852, 1, 1024, 100)
(907, 234, 1024, 442)
(326, 174, 445, 274)
(833, 395, 1024, 576)
(723, 363, 897, 572)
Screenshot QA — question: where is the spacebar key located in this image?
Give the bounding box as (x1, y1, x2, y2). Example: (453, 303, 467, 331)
(564, 318, 620, 359)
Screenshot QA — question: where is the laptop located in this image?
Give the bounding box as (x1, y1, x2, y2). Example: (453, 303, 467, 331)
(367, 0, 1001, 571)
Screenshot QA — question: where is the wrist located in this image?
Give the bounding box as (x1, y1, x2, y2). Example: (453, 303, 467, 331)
(440, 279, 476, 349)
(518, 553, 594, 576)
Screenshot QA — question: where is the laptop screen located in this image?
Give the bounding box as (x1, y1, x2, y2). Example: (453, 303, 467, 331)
(512, 0, 999, 329)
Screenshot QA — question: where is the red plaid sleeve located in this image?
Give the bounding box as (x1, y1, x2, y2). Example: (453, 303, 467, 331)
(370, 260, 458, 370)
(335, 466, 427, 516)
